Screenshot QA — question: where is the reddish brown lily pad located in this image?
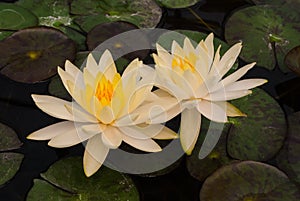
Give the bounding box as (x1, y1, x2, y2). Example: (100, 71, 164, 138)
(0, 27, 76, 83)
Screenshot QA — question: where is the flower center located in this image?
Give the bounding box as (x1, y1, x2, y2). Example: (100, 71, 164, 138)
(95, 74, 120, 106)
(171, 55, 195, 71)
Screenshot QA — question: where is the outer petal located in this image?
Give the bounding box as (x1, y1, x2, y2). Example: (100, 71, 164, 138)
(152, 126, 178, 140)
(98, 50, 117, 81)
(226, 102, 246, 117)
(204, 90, 252, 102)
(48, 125, 97, 148)
(224, 79, 267, 91)
(196, 100, 228, 122)
(121, 133, 162, 152)
(101, 126, 122, 149)
(27, 121, 74, 140)
(83, 134, 109, 177)
(180, 108, 201, 155)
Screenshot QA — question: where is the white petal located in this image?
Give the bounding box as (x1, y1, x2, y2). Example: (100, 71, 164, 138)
(27, 121, 74, 140)
(221, 62, 256, 87)
(171, 40, 184, 57)
(152, 126, 178, 140)
(83, 134, 109, 177)
(98, 50, 117, 81)
(218, 43, 242, 77)
(121, 134, 162, 152)
(196, 100, 228, 122)
(119, 124, 166, 139)
(48, 125, 96, 148)
(86, 53, 99, 75)
(81, 123, 106, 135)
(64, 102, 98, 123)
(204, 89, 252, 101)
(204, 33, 214, 63)
(224, 79, 267, 91)
(101, 126, 122, 149)
(122, 58, 142, 76)
(156, 43, 173, 64)
(65, 60, 81, 78)
(180, 108, 201, 155)
(226, 102, 246, 117)
(99, 106, 114, 124)
(183, 37, 195, 54)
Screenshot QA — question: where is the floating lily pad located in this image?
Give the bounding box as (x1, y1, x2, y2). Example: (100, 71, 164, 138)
(0, 27, 76, 83)
(225, 5, 300, 72)
(87, 21, 150, 60)
(251, 0, 286, 5)
(200, 161, 300, 201)
(158, 30, 238, 77)
(227, 88, 286, 161)
(0, 31, 13, 41)
(155, 0, 202, 8)
(26, 157, 139, 201)
(0, 122, 23, 186)
(71, 0, 162, 32)
(186, 120, 233, 182)
(0, 3, 38, 30)
(276, 112, 300, 185)
(285, 45, 300, 76)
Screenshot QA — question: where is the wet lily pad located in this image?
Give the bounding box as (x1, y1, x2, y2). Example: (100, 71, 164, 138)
(200, 161, 300, 201)
(276, 112, 300, 185)
(0, 31, 13, 41)
(285, 45, 300, 76)
(71, 0, 162, 32)
(0, 122, 23, 186)
(87, 21, 150, 60)
(0, 27, 76, 83)
(225, 5, 300, 72)
(186, 120, 233, 182)
(227, 88, 286, 161)
(26, 157, 139, 201)
(155, 0, 202, 8)
(0, 3, 38, 30)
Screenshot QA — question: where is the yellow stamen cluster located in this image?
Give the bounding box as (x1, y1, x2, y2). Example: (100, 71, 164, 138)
(95, 73, 121, 106)
(171, 55, 195, 71)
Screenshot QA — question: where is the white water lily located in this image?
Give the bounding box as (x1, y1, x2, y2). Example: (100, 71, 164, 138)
(153, 33, 267, 155)
(27, 50, 178, 177)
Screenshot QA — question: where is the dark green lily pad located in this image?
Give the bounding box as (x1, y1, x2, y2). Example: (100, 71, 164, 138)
(200, 161, 300, 201)
(276, 112, 300, 185)
(71, 0, 162, 32)
(157, 30, 238, 73)
(0, 3, 38, 30)
(227, 88, 286, 161)
(87, 21, 149, 60)
(251, 0, 286, 5)
(26, 157, 139, 201)
(0, 27, 76, 83)
(0, 31, 13, 41)
(225, 5, 300, 72)
(155, 0, 202, 8)
(285, 45, 300, 76)
(0, 122, 23, 186)
(186, 120, 233, 182)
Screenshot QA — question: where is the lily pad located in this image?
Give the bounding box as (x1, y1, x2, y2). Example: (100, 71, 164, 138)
(285, 45, 300, 76)
(186, 120, 233, 182)
(225, 5, 300, 72)
(0, 3, 38, 30)
(87, 21, 150, 60)
(155, 0, 202, 8)
(200, 161, 300, 201)
(276, 112, 300, 185)
(0, 122, 23, 186)
(26, 157, 140, 201)
(71, 0, 162, 32)
(0, 27, 76, 83)
(0, 31, 13, 41)
(227, 88, 286, 161)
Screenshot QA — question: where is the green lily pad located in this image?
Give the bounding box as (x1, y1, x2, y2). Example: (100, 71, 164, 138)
(186, 120, 233, 182)
(0, 122, 23, 186)
(87, 21, 150, 60)
(227, 88, 286, 161)
(276, 112, 300, 185)
(225, 5, 300, 72)
(200, 161, 300, 201)
(251, 0, 286, 5)
(26, 157, 140, 201)
(0, 3, 38, 30)
(157, 30, 238, 73)
(155, 0, 202, 8)
(0, 31, 13, 41)
(0, 27, 76, 83)
(285, 45, 300, 76)
(71, 0, 162, 32)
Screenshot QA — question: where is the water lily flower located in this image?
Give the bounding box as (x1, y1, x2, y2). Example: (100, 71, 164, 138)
(27, 50, 178, 177)
(153, 33, 267, 155)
